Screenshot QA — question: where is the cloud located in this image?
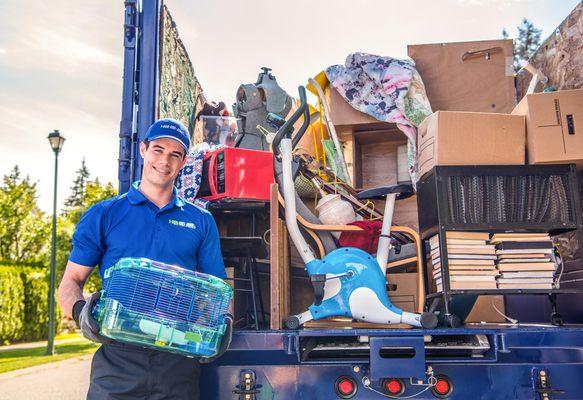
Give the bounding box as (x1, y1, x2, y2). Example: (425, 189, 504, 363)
(457, 0, 532, 4)
(24, 28, 121, 69)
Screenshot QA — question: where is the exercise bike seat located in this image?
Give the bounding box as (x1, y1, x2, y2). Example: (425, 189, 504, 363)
(357, 184, 414, 201)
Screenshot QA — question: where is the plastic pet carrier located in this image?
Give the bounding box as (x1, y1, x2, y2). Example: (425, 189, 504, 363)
(93, 258, 233, 358)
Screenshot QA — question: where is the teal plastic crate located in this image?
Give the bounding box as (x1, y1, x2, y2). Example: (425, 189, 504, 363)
(93, 258, 232, 358)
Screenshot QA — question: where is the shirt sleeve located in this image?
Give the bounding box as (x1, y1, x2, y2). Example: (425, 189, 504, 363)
(197, 212, 227, 279)
(69, 203, 106, 267)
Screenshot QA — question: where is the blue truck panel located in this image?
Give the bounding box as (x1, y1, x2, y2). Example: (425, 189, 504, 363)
(201, 327, 583, 399)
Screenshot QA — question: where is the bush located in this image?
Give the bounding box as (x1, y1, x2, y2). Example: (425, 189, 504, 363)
(20, 269, 56, 341)
(0, 267, 25, 344)
(0, 264, 62, 344)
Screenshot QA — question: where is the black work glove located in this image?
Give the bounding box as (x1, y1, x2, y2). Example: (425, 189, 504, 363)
(199, 314, 233, 364)
(75, 292, 113, 344)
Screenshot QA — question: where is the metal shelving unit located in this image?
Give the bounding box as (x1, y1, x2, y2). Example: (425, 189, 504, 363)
(416, 165, 583, 326)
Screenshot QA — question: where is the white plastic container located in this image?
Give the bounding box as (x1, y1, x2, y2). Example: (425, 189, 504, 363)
(316, 194, 356, 239)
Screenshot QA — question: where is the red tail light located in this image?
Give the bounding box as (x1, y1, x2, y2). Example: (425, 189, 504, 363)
(432, 375, 453, 398)
(382, 378, 405, 396)
(335, 376, 357, 399)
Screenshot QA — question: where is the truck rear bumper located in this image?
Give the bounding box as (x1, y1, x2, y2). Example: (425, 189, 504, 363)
(201, 325, 583, 399)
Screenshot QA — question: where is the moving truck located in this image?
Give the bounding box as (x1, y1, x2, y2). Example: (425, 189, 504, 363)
(117, 1, 583, 398)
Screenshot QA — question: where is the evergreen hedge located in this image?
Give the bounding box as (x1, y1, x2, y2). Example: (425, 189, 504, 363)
(0, 264, 61, 344)
(0, 267, 25, 344)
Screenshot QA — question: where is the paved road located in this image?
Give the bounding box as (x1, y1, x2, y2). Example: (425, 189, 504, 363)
(0, 354, 92, 400)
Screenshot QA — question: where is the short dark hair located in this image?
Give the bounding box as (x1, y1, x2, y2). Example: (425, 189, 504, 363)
(142, 139, 186, 159)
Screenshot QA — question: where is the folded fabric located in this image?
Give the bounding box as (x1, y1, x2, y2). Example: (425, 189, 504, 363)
(175, 142, 225, 209)
(325, 52, 432, 184)
(338, 220, 384, 254)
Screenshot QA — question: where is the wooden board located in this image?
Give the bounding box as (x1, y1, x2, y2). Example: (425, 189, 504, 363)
(304, 318, 411, 330)
(269, 183, 282, 329)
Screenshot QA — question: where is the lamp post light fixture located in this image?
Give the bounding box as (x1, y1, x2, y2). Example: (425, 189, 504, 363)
(46, 129, 65, 356)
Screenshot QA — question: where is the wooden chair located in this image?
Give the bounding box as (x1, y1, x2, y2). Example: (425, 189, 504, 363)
(277, 192, 425, 314)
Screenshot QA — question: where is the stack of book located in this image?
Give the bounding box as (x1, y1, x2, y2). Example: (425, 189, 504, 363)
(430, 231, 498, 291)
(491, 233, 556, 289)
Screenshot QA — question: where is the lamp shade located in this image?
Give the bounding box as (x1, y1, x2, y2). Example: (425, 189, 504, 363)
(47, 130, 65, 153)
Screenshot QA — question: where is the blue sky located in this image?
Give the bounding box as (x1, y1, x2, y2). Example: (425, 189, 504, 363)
(0, 0, 580, 212)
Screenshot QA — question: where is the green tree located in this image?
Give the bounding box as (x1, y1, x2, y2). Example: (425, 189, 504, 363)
(56, 178, 117, 292)
(64, 158, 90, 213)
(502, 18, 543, 72)
(66, 178, 117, 226)
(0, 167, 50, 262)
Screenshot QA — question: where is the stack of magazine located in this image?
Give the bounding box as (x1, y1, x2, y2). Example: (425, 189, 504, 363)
(491, 233, 556, 289)
(430, 231, 498, 291)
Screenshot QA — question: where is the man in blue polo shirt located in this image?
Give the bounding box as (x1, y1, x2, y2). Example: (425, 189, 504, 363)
(58, 118, 229, 400)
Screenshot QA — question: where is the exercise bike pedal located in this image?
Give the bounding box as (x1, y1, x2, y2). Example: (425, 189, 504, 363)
(284, 315, 301, 330)
(420, 312, 438, 329)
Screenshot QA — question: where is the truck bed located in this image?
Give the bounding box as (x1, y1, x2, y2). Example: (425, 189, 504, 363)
(201, 325, 583, 399)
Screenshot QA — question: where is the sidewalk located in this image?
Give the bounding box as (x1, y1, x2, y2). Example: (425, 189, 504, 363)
(0, 354, 92, 400)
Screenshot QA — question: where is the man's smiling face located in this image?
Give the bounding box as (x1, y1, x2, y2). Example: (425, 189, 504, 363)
(140, 138, 187, 190)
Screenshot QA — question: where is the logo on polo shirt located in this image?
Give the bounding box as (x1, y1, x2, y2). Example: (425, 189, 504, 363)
(168, 219, 196, 230)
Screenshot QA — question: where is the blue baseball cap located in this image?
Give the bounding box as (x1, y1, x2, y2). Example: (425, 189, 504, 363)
(144, 118, 190, 151)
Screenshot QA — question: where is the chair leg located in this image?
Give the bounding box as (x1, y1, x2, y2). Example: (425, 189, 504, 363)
(247, 257, 260, 331)
(252, 257, 266, 329)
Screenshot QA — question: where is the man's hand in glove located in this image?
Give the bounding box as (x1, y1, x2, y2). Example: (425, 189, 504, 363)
(199, 313, 233, 364)
(73, 291, 113, 344)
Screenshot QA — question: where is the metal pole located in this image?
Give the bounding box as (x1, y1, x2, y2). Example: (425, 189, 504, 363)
(46, 151, 59, 356)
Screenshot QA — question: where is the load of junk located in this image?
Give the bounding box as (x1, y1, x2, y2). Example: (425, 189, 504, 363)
(174, 38, 583, 329)
(92, 0, 583, 354)
(94, 34, 583, 351)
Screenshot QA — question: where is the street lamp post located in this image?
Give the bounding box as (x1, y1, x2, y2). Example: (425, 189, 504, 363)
(46, 130, 65, 356)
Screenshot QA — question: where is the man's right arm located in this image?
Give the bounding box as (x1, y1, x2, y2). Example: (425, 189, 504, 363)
(58, 260, 95, 319)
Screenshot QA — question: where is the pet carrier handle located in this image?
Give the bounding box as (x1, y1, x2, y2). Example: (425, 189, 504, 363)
(207, 151, 219, 197)
(272, 86, 307, 158)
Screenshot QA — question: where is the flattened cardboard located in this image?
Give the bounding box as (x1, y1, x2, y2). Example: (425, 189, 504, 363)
(408, 39, 515, 113)
(512, 89, 583, 169)
(417, 111, 525, 179)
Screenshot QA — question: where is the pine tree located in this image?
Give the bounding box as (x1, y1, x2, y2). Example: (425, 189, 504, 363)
(502, 18, 542, 72)
(64, 158, 90, 211)
(515, 18, 542, 66)
(0, 166, 50, 262)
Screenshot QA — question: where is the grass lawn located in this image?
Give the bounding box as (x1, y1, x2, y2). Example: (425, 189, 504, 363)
(0, 336, 99, 374)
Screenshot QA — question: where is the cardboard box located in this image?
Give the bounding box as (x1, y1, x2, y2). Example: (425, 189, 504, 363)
(408, 39, 515, 114)
(387, 273, 418, 313)
(512, 89, 583, 169)
(417, 111, 525, 179)
(465, 295, 506, 323)
(325, 86, 379, 127)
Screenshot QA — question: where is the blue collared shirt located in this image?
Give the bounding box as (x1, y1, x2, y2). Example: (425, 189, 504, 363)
(69, 181, 226, 280)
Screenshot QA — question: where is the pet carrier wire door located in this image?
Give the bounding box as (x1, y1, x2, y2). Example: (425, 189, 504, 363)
(94, 258, 233, 357)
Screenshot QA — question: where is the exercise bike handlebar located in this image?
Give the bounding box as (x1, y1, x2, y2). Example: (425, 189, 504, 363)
(291, 88, 311, 150)
(272, 86, 308, 158)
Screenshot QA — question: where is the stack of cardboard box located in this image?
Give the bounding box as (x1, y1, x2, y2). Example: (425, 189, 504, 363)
(417, 89, 583, 179)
